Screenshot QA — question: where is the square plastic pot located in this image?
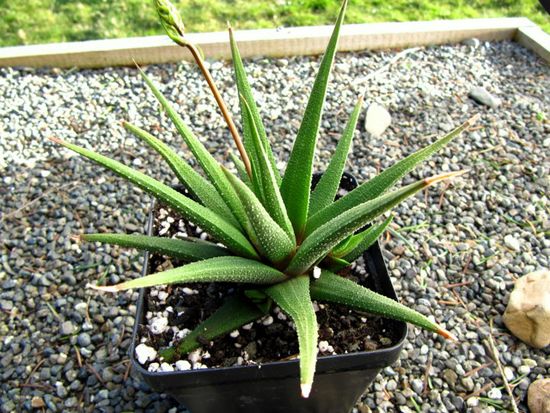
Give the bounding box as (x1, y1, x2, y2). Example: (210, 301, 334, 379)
(129, 173, 407, 413)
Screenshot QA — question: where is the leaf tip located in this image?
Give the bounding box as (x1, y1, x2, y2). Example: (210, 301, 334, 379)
(70, 234, 83, 243)
(437, 327, 457, 341)
(87, 283, 120, 293)
(301, 383, 312, 398)
(48, 136, 64, 145)
(424, 169, 469, 186)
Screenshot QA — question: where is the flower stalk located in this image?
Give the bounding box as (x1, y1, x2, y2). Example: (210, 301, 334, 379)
(155, 0, 252, 178)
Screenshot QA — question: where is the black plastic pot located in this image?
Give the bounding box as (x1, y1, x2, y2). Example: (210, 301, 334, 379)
(130, 173, 407, 413)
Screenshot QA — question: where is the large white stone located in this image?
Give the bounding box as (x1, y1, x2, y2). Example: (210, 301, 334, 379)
(364, 103, 391, 137)
(135, 343, 157, 364)
(503, 269, 550, 348)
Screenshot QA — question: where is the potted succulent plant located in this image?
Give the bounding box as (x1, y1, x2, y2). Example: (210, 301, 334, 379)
(51, 0, 478, 411)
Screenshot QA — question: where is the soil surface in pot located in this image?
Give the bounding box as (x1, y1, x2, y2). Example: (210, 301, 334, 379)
(136, 193, 401, 371)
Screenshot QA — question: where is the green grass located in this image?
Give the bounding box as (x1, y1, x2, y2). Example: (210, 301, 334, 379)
(2, 0, 548, 47)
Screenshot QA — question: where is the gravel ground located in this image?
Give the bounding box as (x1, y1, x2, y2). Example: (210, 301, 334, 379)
(1, 40, 549, 412)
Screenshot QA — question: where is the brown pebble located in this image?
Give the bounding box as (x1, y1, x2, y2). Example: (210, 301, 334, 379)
(31, 396, 45, 408)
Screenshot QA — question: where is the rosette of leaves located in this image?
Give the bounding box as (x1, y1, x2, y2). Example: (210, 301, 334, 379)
(51, 0, 477, 398)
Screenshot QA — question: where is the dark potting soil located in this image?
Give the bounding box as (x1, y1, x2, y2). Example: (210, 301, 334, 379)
(137, 190, 401, 369)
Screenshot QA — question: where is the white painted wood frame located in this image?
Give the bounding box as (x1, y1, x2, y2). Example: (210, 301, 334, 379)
(0, 17, 548, 68)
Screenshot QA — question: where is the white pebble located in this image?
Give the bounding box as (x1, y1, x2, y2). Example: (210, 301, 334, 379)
(136, 344, 157, 364)
(312, 266, 321, 279)
(503, 367, 514, 381)
(188, 349, 202, 364)
(160, 362, 175, 372)
(147, 362, 160, 372)
(242, 323, 253, 330)
(488, 388, 502, 400)
(229, 330, 240, 338)
(262, 316, 274, 326)
(504, 234, 521, 252)
(157, 291, 169, 301)
(149, 317, 169, 335)
(318, 340, 330, 352)
(182, 287, 195, 295)
(175, 360, 192, 371)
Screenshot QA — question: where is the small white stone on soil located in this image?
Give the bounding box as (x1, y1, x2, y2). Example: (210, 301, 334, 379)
(157, 291, 169, 301)
(182, 287, 195, 295)
(277, 312, 287, 321)
(262, 316, 274, 326)
(188, 349, 202, 364)
(313, 266, 321, 279)
(242, 323, 253, 330)
(175, 328, 191, 339)
(135, 343, 157, 364)
(312, 302, 320, 312)
(175, 360, 191, 371)
(234, 343, 242, 348)
(229, 330, 240, 338)
(160, 362, 174, 372)
(149, 316, 169, 335)
(148, 362, 160, 372)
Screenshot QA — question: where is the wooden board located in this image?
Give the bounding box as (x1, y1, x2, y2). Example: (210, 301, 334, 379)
(515, 25, 550, 63)
(0, 17, 546, 68)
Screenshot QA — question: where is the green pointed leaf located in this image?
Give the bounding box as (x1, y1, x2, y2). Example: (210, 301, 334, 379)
(305, 116, 477, 236)
(51, 137, 258, 259)
(223, 168, 295, 264)
(230, 152, 253, 189)
(124, 121, 238, 227)
(341, 215, 394, 262)
(81, 233, 229, 261)
(240, 96, 295, 241)
(138, 67, 249, 231)
(280, 0, 348, 238)
(265, 276, 318, 398)
(92, 256, 287, 292)
(159, 296, 264, 361)
(229, 27, 281, 185)
(310, 270, 453, 338)
(308, 95, 362, 216)
(287, 171, 465, 275)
